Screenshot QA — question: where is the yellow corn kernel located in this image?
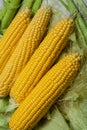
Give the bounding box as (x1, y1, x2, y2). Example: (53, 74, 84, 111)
(0, 6, 51, 97)
(0, 9, 30, 74)
(10, 18, 74, 103)
(9, 53, 81, 130)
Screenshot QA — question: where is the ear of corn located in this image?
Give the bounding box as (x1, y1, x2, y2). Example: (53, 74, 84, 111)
(9, 53, 81, 130)
(10, 18, 74, 104)
(0, 9, 30, 74)
(0, 6, 52, 97)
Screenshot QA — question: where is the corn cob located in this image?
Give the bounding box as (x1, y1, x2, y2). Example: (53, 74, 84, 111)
(0, 9, 30, 74)
(10, 18, 74, 104)
(0, 6, 51, 97)
(9, 53, 81, 130)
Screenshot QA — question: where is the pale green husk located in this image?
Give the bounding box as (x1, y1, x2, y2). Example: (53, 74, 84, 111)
(34, 106, 71, 130)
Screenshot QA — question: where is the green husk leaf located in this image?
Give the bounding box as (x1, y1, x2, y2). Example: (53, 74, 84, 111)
(77, 13, 87, 45)
(0, 128, 9, 130)
(65, 0, 78, 14)
(20, 0, 35, 10)
(0, 97, 9, 113)
(0, 111, 12, 129)
(74, 0, 87, 23)
(0, 114, 9, 128)
(1, 0, 21, 30)
(0, 97, 15, 129)
(69, 33, 76, 42)
(31, 0, 42, 16)
(0, 1, 7, 20)
(59, 0, 69, 11)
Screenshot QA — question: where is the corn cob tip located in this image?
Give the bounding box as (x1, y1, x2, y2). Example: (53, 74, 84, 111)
(24, 7, 30, 13)
(69, 18, 74, 25)
(68, 18, 74, 23)
(43, 5, 51, 10)
(75, 52, 80, 56)
(64, 18, 74, 33)
(67, 53, 81, 61)
(62, 18, 74, 26)
(72, 53, 81, 62)
(40, 5, 52, 14)
(19, 8, 30, 17)
(65, 53, 81, 70)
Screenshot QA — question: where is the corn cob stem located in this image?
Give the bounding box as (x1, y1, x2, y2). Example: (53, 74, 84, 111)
(9, 53, 81, 130)
(0, 6, 51, 97)
(10, 18, 74, 104)
(0, 9, 30, 75)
